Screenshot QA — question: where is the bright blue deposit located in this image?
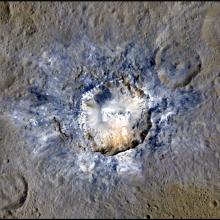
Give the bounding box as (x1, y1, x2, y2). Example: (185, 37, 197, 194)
(6, 35, 202, 186)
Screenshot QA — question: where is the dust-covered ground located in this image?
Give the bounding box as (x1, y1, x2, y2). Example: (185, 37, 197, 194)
(1, 2, 220, 219)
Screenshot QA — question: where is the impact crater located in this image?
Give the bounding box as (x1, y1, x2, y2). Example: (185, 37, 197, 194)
(78, 78, 151, 156)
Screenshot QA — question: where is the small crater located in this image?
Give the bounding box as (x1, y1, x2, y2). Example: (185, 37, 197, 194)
(156, 42, 201, 89)
(209, 200, 218, 208)
(146, 214, 151, 219)
(31, 207, 41, 217)
(0, 172, 28, 211)
(0, 74, 15, 91)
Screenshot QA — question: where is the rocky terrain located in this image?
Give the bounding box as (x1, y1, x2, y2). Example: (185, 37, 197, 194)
(0, 2, 220, 219)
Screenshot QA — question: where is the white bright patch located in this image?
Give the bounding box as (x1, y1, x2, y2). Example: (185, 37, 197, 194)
(115, 150, 143, 175)
(78, 80, 148, 154)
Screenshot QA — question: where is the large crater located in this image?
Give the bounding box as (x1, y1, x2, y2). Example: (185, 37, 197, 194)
(78, 78, 152, 156)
